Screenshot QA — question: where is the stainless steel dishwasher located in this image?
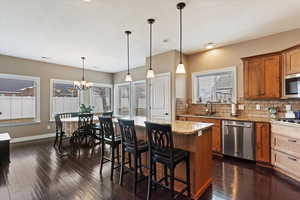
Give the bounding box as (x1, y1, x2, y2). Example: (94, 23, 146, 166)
(222, 120, 255, 161)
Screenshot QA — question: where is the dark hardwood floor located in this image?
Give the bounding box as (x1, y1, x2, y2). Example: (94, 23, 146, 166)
(0, 139, 300, 200)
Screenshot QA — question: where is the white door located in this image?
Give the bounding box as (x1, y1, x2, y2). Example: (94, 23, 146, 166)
(149, 73, 171, 120)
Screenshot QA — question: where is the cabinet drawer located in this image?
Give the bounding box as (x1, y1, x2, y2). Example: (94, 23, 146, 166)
(272, 150, 300, 180)
(272, 134, 300, 158)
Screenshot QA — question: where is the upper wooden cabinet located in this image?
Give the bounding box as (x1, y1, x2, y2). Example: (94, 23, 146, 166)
(243, 53, 281, 99)
(283, 46, 300, 76)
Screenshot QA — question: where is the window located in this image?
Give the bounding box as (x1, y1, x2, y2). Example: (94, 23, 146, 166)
(114, 83, 130, 116)
(90, 84, 112, 113)
(50, 79, 80, 119)
(0, 73, 40, 123)
(192, 66, 236, 104)
(132, 81, 146, 117)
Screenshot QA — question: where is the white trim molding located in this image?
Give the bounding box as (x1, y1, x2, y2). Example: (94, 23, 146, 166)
(11, 133, 56, 143)
(192, 66, 237, 104)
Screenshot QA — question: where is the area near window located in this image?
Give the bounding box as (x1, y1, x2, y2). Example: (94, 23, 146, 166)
(90, 83, 112, 114)
(192, 66, 237, 104)
(114, 80, 146, 117)
(50, 79, 80, 119)
(0, 73, 40, 124)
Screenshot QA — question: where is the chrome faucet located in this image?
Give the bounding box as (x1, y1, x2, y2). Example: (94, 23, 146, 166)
(205, 101, 214, 116)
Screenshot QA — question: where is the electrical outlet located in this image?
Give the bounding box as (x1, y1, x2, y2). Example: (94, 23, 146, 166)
(285, 105, 291, 111)
(47, 125, 51, 130)
(238, 104, 245, 110)
(256, 104, 261, 110)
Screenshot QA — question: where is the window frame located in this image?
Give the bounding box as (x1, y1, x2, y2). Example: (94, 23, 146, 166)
(114, 82, 131, 117)
(89, 83, 113, 113)
(0, 73, 40, 126)
(192, 66, 237, 104)
(131, 80, 146, 117)
(49, 79, 81, 120)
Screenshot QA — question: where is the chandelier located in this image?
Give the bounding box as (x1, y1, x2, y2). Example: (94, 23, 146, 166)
(74, 57, 93, 90)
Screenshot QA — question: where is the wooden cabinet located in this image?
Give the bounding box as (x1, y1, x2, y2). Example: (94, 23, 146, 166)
(256, 122, 271, 164)
(187, 117, 222, 154)
(243, 54, 281, 99)
(271, 121, 300, 181)
(283, 46, 300, 75)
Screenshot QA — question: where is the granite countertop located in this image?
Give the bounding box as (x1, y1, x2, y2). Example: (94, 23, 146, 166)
(115, 116, 214, 136)
(271, 120, 300, 128)
(177, 114, 271, 123)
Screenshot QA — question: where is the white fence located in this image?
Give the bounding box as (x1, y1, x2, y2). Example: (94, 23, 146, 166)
(0, 96, 36, 120)
(52, 97, 79, 117)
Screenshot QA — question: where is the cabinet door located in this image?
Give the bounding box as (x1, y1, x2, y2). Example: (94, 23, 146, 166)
(244, 58, 265, 98)
(186, 117, 222, 153)
(284, 48, 300, 75)
(256, 123, 271, 163)
(272, 150, 300, 180)
(263, 55, 281, 98)
(272, 134, 300, 158)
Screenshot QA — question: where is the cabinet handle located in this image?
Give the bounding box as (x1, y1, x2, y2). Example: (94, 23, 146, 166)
(274, 137, 277, 146)
(288, 157, 297, 162)
(288, 139, 297, 143)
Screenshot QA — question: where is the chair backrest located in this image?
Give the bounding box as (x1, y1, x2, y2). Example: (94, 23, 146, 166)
(59, 112, 80, 119)
(54, 114, 63, 133)
(102, 111, 113, 117)
(99, 116, 115, 140)
(145, 121, 174, 158)
(118, 119, 137, 149)
(78, 114, 94, 131)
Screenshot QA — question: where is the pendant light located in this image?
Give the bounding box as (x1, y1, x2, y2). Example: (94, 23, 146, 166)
(146, 18, 155, 79)
(176, 2, 186, 74)
(74, 57, 93, 90)
(124, 30, 132, 82)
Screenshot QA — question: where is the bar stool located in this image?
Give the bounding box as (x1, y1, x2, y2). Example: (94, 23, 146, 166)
(145, 121, 191, 200)
(99, 116, 121, 180)
(118, 119, 148, 194)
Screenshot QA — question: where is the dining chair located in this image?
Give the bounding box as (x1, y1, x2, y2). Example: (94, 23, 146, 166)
(145, 121, 191, 200)
(70, 113, 94, 156)
(99, 116, 121, 180)
(54, 114, 64, 153)
(118, 119, 148, 193)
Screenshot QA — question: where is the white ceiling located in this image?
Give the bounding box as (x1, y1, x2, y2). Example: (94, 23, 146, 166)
(1, 0, 300, 73)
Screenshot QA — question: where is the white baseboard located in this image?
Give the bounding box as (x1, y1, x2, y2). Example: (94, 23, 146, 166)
(11, 133, 56, 143)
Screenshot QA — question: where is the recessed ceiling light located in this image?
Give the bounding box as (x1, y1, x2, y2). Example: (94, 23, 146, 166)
(206, 42, 215, 49)
(83, 0, 91, 2)
(41, 56, 51, 60)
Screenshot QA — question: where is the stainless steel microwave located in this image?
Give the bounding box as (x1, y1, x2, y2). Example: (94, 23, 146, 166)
(284, 73, 300, 98)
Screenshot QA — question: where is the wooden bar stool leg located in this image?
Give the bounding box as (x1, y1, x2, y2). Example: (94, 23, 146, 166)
(99, 140, 105, 174)
(170, 167, 175, 199)
(164, 165, 169, 186)
(110, 144, 115, 180)
(128, 152, 132, 169)
(134, 155, 138, 194)
(119, 146, 125, 185)
(186, 156, 191, 198)
(116, 144, 120, 165)
(138, 154, 144, 176)
(147, 157, 153, 200)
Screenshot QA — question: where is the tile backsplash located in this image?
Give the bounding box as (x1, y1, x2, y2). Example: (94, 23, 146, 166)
(176, 98, 300, 119)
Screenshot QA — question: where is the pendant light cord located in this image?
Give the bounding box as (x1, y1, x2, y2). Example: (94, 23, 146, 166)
(179, 8, 183, 64)
(127, 33, 130, 75)
(150, 22, 152, 70)
(81, 57, 85, 81)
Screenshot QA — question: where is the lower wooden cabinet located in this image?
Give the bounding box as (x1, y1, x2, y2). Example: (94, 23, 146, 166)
(186, 117, 222, 154)
(255, 122, 271, 164)
(271, 121, 300, 181)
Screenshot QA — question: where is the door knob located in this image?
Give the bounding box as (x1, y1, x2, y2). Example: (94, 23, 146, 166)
(165, 113, 169, 115)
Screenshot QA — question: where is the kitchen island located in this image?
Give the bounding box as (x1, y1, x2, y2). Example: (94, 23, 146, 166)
(116, 117, 214, 199)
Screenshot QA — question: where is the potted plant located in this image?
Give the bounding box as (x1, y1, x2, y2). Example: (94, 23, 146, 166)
(80, 104, 93, 114)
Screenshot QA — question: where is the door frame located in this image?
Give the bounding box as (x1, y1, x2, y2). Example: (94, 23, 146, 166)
(147, 72, 171, 120)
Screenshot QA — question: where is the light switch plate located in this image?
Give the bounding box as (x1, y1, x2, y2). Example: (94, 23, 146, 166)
(238, 104, 245, 110)
(47, 125, 51, 130)
(256, 104, 261, 110)
(286, 105, 292, 111)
